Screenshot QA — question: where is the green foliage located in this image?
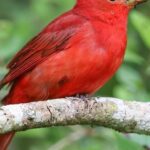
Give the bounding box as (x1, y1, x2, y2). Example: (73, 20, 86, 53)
(0, 0, 150, 150)
(115, 132, 144, 150)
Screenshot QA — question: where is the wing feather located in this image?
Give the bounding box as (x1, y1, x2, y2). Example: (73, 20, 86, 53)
(0, 13, 83, 89)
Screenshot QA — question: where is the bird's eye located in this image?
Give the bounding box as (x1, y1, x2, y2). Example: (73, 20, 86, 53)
(109, 0, 116, 2)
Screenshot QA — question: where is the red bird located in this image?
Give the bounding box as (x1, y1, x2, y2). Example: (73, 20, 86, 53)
(0, 0, 146, 149)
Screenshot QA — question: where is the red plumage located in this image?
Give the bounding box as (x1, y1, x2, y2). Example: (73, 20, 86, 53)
(0, 0, 145, 149)
(0, 133, 14, 150)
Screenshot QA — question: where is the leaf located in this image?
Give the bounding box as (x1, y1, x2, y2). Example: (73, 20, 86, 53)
(130, 11, 150, 48)
(129, 134, 150, 147)
(115, 132, 144, 150)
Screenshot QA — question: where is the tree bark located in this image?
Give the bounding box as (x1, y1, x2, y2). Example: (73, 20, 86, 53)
(0, 97, 150, 135)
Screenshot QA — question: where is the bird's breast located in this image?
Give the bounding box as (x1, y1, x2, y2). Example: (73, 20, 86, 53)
(17, 22, 127, 99)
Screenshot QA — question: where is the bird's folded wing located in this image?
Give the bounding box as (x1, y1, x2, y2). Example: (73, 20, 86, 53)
(0, 13, 84, 89)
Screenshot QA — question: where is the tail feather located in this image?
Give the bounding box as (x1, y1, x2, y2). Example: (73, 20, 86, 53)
(0, 132, 15, 150)
(0, 93, 15, 150)
(0, 79, 6, 90)
(0, 82, 28, 150)
(1, 94, 11, 105)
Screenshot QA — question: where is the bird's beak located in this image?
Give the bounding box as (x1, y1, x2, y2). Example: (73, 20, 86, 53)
(135, 0, 148, 5)
(127, 0, 147, 8)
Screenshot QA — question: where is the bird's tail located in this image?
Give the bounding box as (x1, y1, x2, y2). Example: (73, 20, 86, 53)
(0, 132, 15, 150)
(0, 82, 29, 150)
(0, 92, 15, 150)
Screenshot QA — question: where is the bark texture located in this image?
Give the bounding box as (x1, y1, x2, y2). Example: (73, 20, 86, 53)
(0, 97, 150, 135)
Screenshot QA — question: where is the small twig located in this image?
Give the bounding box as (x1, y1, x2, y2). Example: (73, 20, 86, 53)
(48, 126, 88, 150)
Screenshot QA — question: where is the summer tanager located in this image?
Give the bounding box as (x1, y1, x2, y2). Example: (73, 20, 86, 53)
(0, 0, 146, 149)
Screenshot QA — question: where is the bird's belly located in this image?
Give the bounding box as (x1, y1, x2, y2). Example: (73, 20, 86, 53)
(19, 47, 123, 100)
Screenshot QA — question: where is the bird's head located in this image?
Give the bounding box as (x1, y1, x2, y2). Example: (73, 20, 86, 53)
(76, 0, 147, 11)
(106, 0, 147, 9)
(75, 0, 147, 24)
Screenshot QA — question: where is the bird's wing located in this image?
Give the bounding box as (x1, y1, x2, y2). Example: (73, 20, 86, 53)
(0, 13, 83, 89)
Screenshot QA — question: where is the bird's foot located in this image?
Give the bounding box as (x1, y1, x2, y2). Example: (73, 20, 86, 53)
(74, 93, 91, 99)
(73, 93, 92, 111)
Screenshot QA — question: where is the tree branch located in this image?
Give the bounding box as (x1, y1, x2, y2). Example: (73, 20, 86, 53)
(0, 97, 150, 135)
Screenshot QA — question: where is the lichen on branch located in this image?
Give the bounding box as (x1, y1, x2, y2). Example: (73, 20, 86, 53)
(0, 97, 150, 135)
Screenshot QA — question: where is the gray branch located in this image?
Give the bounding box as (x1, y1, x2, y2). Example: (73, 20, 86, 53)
(0, 97, 150, 135)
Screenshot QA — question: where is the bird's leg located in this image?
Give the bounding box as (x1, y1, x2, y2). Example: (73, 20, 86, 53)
(74, 93, 91, 99)
(73, 93, 92, 112)
(74, 94, 97, 128)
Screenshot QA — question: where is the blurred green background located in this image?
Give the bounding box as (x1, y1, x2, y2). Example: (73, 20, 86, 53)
(0, 0, 150, 150)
